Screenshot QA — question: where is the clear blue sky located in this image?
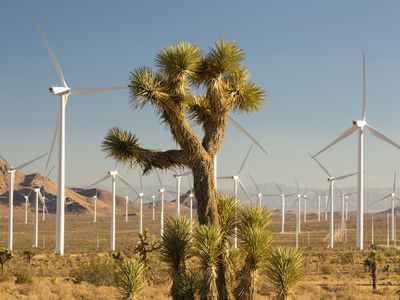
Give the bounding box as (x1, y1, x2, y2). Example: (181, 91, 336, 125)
(1, 0, 400, 194)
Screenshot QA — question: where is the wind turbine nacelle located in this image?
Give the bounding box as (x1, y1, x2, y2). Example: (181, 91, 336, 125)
(108, 171, 118, 176)
(139, 193, 144, 197)
(352, 120, 367, 128)
(49, 86, 70, 95)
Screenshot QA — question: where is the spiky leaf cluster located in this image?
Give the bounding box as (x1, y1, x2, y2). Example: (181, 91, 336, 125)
(266, 247, 304, 300)
(114, 259, 145, 300)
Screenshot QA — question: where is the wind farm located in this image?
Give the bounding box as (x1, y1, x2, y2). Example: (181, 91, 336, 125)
(2, 1, 400, 299)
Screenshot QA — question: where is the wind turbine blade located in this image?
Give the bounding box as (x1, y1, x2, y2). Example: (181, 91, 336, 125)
(35, 21, 67, 87)
(248, 174, 262, 194)
(308, 153, 332, 177)
(334, 172, 358, 181)
(0, 153, 11, 168)
(45, 109, 60, 169)
(87, 174, 110, 189)
(394, 171, 397, 192)
(117, 174, 139, 196)
(139, 170, 143, 192)
(263, 193, 280, 197)
(217, 176, 232, 180)
(38, 192, 46, 206)
(366, 124, 400, 151)
(70, 86, 127, 95)
(313, 126, 358, 157)
(238, 144, 254, 175)
(345, 191, 357, 197)
(237, 179, 252, 202)
(294, 178, 300, 193)
(155, 171, 163, 187)
(40, 166, 55, 188)
(227, 115, 268, 156)
(272, 181, 283, 194)
(371, 194, 391, 206)
(334, 183, 343, 195)
(15, 153, 47, 170)
(362, 52, 366, 120)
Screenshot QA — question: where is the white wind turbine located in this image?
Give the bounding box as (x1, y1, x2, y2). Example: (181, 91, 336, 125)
(248, 174, 280, 208)
(133, 170, 149, 234)
(187, 174, 195, 221)
(271, 181, 296, 234)
(151, 195, 156, 222)
(18, 191, 33, 225)
(213, 115, 268, 191)
(309, 154, 357, 248)
(313, 54, 400, 250)
(335, 186, 356, 231)
(32, 168, 53, 248)
(155, 171, 173, 239)
(173, 170, 191, 216)
(91, 187, 99, 223)
(218, 144, 253, 249)
(87, 169, 137, 251)
(371, 171, 400, 242)
(36, 24, 127, 255)
(0, 153, 46, 250)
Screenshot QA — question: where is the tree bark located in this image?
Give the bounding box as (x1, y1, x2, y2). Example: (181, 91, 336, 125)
(192, 158, 219, 225)
(372, 265, 377, 290)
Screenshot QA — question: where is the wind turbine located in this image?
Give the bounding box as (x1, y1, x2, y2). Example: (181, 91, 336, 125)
(92, 187, 99, 223)
(309, 153, 357, 248)
(173, 170, 191, 216)
(248, 174, 280, 208)
(36, 23, 127, 255)
(313, 54, 400, 250)
(87, 169, 137, 251)
(0, 153, 46, 250)
(372, 171, 400, 242)
(213, 115, 268, 191)
(187, 173, 195, 221)
(151, 195, 156, 222)
(218, 144, 253, 248)
(18, 191, 33, 224)
(272, 181, 296, 234)
(155, 171, 173, 239)
(32, 168, 53, 248)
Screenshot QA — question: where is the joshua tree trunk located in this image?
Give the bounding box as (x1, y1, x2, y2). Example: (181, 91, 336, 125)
(372, 264, 377, 290)
(192, 158, 218, 225)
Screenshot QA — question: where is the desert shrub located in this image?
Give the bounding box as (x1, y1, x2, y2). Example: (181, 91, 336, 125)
(134, 230, 160, 265)
(23, 250, 35, 264)
(14, 266, 34, 284)
(70, 256, 115, 286)
(320, 264, 335, 275)
(114, 259, 145, 300)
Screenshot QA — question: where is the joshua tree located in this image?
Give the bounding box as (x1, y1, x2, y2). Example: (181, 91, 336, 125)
(363, 250, 383, 290)
(266, 247, 304, 300)
(159, 216, 194, 299)
(0, 248, 13, 276)
(134, 230, 159, 265)
(102, 40, 265, 225)
(234, 206, 272, 300)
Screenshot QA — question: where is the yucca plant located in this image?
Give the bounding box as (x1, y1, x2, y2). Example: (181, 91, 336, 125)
(267, 247, 304, 300)
(194, 225, 223, 300)
(114, 259, 145, 300)
(216, 194, 240, 300)
(234, 206, 272, 300)
(160, 216, 194, 299)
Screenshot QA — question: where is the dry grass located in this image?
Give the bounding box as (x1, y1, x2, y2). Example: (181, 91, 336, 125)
(0, 206, 399, 298)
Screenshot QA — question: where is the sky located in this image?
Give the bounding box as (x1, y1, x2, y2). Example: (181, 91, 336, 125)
(2, 1, 400, 200)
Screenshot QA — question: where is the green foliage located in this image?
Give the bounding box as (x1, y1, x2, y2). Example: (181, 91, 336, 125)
(266, 247, 304, 300)
(194, 225, 222, 300)
(114, 259, 145, 300)
(0, 248, 13, 275)
(176, 270, 200, 300)
(70, 256, 115, 286)
(159, 216, 193, 299)
(217, 194, 239, 238)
